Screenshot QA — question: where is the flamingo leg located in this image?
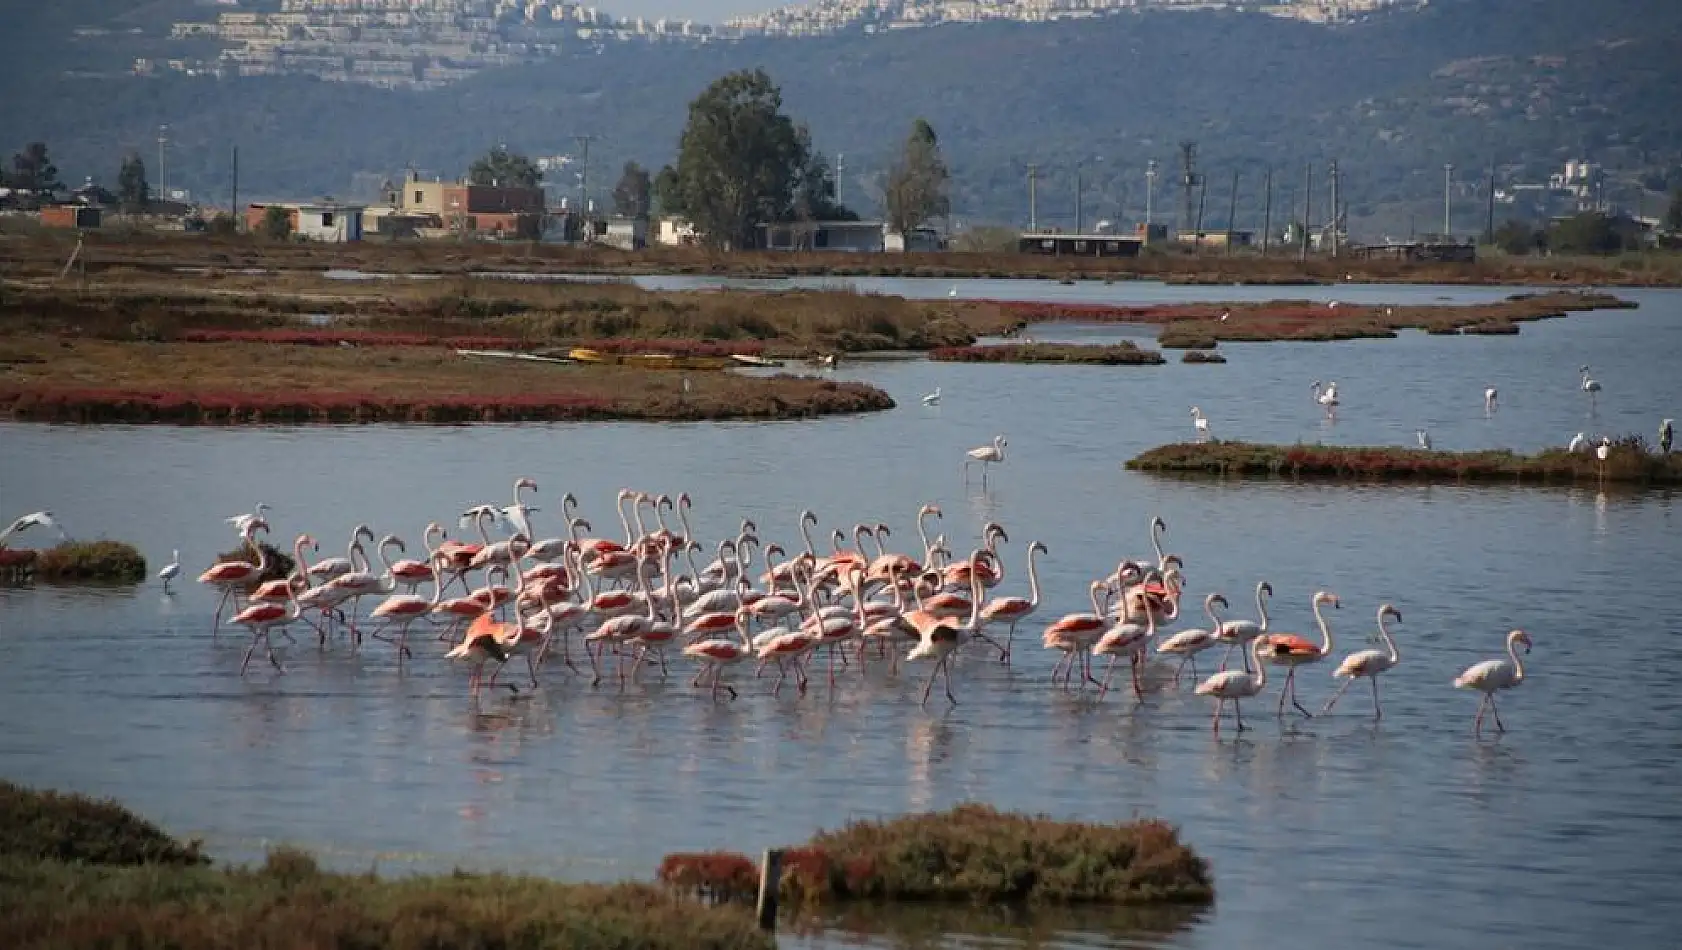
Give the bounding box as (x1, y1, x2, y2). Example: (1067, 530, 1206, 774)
(771, 659, 788, 696)
(919, 660, 940, 705)
(1370, 677, 1382, 720)
(1082, 650, 1103, 691)
(266, 633, 284, 674)
(1234, 699, 1246, 732)
(1472, 694, 1488, 737)
(1096, 654, 1120, 700)
(1131, 650, 1145, 701)
(941, 655, 958, 705)
(1489, 694, 1505, 733)
(1000, 620, 1017, 664)
(1277, 668, 1292, 716)
(1289, 670, 1314, 718)
(1321, 676, 1356, 715)
(212, 588, 231, 639)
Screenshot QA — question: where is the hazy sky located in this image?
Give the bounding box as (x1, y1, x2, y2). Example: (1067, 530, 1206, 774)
(605, 0, 776, 22)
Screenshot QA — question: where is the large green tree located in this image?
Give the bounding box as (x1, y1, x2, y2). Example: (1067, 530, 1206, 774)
(117, 152, 150, 212)
(611, 161, 652, 218)
(468, 145, 541, 188)
(9, 141, 59, 193)
(883, 119, 950, 236)
(789, 125, 855, 222)
(655, 69, 809, 249)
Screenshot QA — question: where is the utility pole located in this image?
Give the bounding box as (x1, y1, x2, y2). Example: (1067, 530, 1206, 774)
(1027, 164, 1039, 232)
(230, 145, 239, 231)
(576, 134, 595, 228)
(1484, 160, 1496, 243)
(1178, 141, 1202, 238)
(1261, 166, 1273, 256)
(1194, 177, 1208, 236)
(1329, 159, 1341, 257)
(834, 153, 844, 209)
(1301, 161, 1313, 262)
(1075, 167, 1083, 234)
(1144, 159, 1157, 241)
(1225, 168, 1239, 255)
(157, 125, 169, 202)
(1442, 162, 1453, 240)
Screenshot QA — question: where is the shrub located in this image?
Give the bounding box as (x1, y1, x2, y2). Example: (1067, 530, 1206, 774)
(31, 541, 147, 583)
(1181, 350, 1226, 363)
(214, 541, 295, 586)
(0, 780, 207, 867)
(929, 343, 1165, 365)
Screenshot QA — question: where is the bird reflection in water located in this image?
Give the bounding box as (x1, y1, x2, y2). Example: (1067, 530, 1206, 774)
(905, 710, 957, 811)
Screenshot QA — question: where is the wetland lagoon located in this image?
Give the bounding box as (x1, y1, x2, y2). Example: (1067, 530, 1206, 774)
(3, 278, 1680, 950)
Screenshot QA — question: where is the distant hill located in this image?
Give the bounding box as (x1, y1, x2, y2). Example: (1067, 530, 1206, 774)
(2, 0, 1679, 239)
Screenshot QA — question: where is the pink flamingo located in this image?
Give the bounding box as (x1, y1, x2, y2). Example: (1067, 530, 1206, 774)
(1155, 593, 1230, 685)
(227, 534, 311, 675)
(308, 524, 374, 582)
(683, 607, 756, 701)
(1322, 604, 1403, 719)
(197, 519, 271, 638)
(1043, 579, 1113, 691)
(1453, 629, 1532, 737)
(977, 539, 1046, 664)
(903, 550, 987, 706)
(1196, 638, 1269, 735)
(366, 560, 445, 668)
(1093, 591, 1159, 702)
(1256, 590, 1339, 718)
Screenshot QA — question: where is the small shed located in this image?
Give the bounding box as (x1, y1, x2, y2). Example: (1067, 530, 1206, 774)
(294, 202, 365, 242)
(1017, 232, 1142, 258)
(40, 205, 101, 229)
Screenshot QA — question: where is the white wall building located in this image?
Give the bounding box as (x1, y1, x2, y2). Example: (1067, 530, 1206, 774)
(294, 201, 365, 241)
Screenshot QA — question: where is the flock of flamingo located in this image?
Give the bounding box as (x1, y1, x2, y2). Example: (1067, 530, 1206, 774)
(188, 481, 1534, 737)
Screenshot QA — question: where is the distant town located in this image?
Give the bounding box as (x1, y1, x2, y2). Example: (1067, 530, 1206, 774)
(139, 0, 1424, 89)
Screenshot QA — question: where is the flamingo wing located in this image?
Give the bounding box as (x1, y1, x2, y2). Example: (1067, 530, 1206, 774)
(1260, 633, 1320, 656)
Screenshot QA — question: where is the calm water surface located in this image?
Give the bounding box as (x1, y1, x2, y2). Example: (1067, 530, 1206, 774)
(3, 288, 1680, 950)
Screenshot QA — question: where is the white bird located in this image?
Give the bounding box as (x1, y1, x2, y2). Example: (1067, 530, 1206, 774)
(1311, 380, 1339, 419)
(1190, 406, 1210, 441)
(1416, 429, 1432, 450)
(922, 387, 942, 406)
(158, 549, 181, 594)
(1596, 437, 1611, 466)
(1484, 386, 1498, 413)
(226, 503, 271, 536)
(1453, 629, 1532, 737)
(1321, 604, 1401, 719)
(1, 510, 71, 546)
(1195, 638, 1269, 735)
(1219, 309, 1230, 322)
(1567, 432, 1589, 453)
(682, 376, 693, 395)
(947, 284, 959, 298)
(1580, 365, 1602, 409)
(963, 435, 1007, 486)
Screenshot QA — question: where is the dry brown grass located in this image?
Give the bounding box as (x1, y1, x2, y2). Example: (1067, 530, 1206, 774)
(0, 336, 893, 423)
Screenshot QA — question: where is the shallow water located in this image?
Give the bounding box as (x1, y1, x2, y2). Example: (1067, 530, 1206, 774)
(2, 289, 1680, 950)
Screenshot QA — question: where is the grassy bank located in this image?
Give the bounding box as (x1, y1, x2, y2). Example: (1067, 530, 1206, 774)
(659, 803, 1213, 907)
(929, 342, 1166, 365)
(0, 541, 147, 583)
(992, 291, 1636, 347)
(1125, 438, 1682, 487)
(0, 779, 773, 950)
(8, 230, 1682, 286)
(0, 337, 893, 424)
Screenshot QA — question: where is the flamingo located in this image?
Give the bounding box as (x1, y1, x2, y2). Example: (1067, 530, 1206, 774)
(228, 534, 312, 675)
(1311, 380, 1339, 420)
(684, 607, 756, 701)
(157, 550, 181, 594)
(1092, 589, 1159, 702)
(1215, 581, 1273, 672)
(1453, 629, 1533, 737)
(387, 524, 444, 591)
(366, 561, 444, 667)
(1485, 386, 1498, 414)
(1156, 593, 1230, 685)
(444, 611, 514, 698)
(1321, 604, 1402, 719)
(1043, 580, 1113, 691)
(1257, 590, 1339, 718)
(977, 539, 1045, 663)
(922, 387, 941, 405)
(225, 503, 270, 537)
(903, 550, 987, 706)
(963, 435, 1007, 486)
(1190, 406, 1210, 441)
(198, 520, 271, 637)
(1567, 432, 1589, 453)
(1195, 638, 1270, 736)
(1580, 365, 1601, 410)
(310, 524, 374, 582)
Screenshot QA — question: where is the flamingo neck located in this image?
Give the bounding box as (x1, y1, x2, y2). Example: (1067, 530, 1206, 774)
(1312, 598, 1335, 656)
(617, 495, 634, 545)
(1250, 640, 1267, 688)
(1507, 636, 1526, 682)
(1255, 584, 1271, 632)
(1378, 612, 1399, 664)
(1025, 545, 1042, 607)
(1150, 521, 1164, 565)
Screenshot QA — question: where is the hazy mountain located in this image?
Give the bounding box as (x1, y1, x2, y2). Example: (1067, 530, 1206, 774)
(3, 0, 1679, 238)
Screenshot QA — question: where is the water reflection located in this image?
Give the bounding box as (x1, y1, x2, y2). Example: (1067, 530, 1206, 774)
(786, 902, 1209, 950)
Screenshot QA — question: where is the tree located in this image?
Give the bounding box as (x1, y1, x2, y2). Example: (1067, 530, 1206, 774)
(468, 146, 541, 188)
(1492, 218, 1542, 255)
(655, 69, 808, 250)
(1548, 211, 1637, 254)
(611, 161, 652, 219)
(117, 153, 150, 212)
(10, 142, 60, 194)
(883, 119, 950, 237)
(262, 205, 293, 241)
(790, 125, 855, 222)
(1664, 187, 1682, 233)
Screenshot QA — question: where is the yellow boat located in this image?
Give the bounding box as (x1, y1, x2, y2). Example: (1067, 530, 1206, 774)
(568, 347, 605, 363)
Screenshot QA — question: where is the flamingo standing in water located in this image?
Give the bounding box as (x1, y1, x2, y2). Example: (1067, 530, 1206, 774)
(1453, 629, 1532, 737)
(366, 561, 445, 668)
(1092, 589, 1159, 702)
(977, 539, 1046, 664)
(1484, 386, 1498, 414)
(1214, 581, 1272, 672)
(1580, 365, 1602, 411)
(1257, 590, 1339, 717)
(903, 551, 986, 706)
(198, 520, 271, 638)
(963, 435, 1007, 487)
(1156, 593, 1229, 685)
(1195, 638, 1269, 735)
(227, 534, 312, 675)
(1190, 406, 1210, 441)
(225, 503, 270, 537)
(683, 607, 756, 701)
(1321, 603, 1402, 719)
(1311, 380, 1339, 420)
(310, 524, 375, 583)
(1043, 580, 1113, 692)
